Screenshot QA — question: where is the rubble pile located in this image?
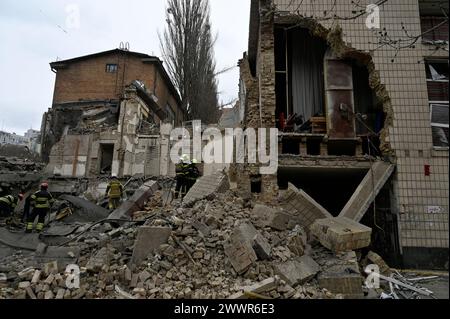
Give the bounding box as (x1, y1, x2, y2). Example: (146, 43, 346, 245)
(0, 147, 44, 196)
(0, 181, 441, 300)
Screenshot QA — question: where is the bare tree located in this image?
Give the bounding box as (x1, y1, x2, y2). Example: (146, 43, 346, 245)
(159, 0, 219, 124)
(279, 0, 449, 62)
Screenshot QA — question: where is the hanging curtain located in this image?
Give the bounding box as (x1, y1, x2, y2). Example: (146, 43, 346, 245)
(290, 28, 327, 121)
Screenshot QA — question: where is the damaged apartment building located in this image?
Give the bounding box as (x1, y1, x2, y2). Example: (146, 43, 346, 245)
(236, 0, 449, 269)
(40, 48, 186, 179)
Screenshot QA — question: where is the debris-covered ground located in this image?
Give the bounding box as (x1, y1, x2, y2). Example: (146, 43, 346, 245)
(0, 175, 447, 300)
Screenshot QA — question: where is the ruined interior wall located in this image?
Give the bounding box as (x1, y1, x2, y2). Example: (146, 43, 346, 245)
(46, 134, 92, 177)
(272, 0, 449, 251)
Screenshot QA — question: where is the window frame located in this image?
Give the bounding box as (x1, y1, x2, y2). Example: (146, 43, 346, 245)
(430, 102, 449, 150)
(105, 63, 118, 73)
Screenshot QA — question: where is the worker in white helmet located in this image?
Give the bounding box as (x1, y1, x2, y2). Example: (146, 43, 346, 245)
(175, 154, 190, 198)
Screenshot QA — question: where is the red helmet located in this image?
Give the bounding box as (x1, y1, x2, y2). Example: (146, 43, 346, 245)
(41, 182, 49, 189)
(18, 194, 24, 201)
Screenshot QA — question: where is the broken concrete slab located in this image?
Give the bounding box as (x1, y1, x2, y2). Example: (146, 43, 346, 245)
(310, 217, 372, 253)
(86, 247, 112, 273)
(224, 238, 257, 275)
(183, 172, 230, 207)
(280, 183, 333, 229)
(34, 246, 80, 271)
(0, 228, 43, 251)
(41, 224, 81, 237)
(339, 162, 395, 222)
(231, 222, 271, 260)
(130, 227, 172, 267)
(251, 204, 297, 231)
(253, 234, 272, 260)
(59, 195, 110, 223)
(241, 277, 278, 294)
(274, 255, 320, 286)
(108, 181, 159, 220)
(318, 263, 364, 299)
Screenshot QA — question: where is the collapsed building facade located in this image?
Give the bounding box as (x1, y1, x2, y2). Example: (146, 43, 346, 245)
(236, 0, 449, 269)
(41, 49, 186, 179)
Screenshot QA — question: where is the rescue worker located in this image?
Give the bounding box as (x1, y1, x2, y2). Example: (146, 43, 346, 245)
(26, 183, 54, 233)
(185, 159, 201, 192)
(175, 154, 190, 199)
(0, 194, 22, 218)
(105, 175, 124, 210)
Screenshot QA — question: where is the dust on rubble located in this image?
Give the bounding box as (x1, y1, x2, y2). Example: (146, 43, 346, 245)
(0, 187, 441, 300)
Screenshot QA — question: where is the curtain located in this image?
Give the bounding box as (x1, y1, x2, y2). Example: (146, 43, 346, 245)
(290, 29, 327, 121)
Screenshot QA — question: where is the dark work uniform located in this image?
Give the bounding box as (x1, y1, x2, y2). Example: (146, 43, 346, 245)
(27, 190, 55, 232)
(0, 195, 17, 218)
(175, 162, 189, 198)
(185, 163, 200, 192)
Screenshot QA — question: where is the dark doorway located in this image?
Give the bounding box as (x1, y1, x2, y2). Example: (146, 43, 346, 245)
(100, 144, 114, 175)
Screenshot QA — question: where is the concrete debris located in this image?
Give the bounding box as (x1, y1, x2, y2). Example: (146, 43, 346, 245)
(86, 247, 112, 273)
(182, 172, 230, 207)
(280, 183, 333, 229)
(274, 256, 320, 286)
(58, 195, 110, 223)
(108, 181, 159, 220)
(0, 185, 407, 300)
(224, 238, 257, 275)
(131, 227, 171, 267)
(310, 217, 372, 253)
(363, 251, 391, 276)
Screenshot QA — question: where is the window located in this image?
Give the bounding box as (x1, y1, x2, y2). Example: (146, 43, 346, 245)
(165, 105, 175, 125)
(430, 104, 449, 148)
(420, 17, 449, 42)
(426, 59, 449, 148)
(419, 1, 449, 42)
(426, 60, 449, 102)
(106, 64, 118, 73)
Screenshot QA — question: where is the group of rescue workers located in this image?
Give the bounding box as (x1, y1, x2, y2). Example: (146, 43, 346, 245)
(0, 155, 200, 233)
(0, 182, 54, 233)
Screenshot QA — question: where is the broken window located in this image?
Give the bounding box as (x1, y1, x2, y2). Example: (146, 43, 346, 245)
(430, 104, 449, 148)
(426, 60, 449, 103)
(425, 59, 449, 148)
(106, 64, 118, 73)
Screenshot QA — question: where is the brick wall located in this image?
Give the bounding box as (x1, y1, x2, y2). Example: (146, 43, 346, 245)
(52, 51, 182, 123)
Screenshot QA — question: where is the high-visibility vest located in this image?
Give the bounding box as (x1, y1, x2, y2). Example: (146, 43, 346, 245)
(107, 181, 123, 199)
(176, 163, 189, 176)
(186, 164, 200, 181)
(31, 191, 55, 209)
(0, 195, 16, 208)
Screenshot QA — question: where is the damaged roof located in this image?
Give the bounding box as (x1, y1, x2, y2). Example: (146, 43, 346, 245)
(50, 49, 183, 106)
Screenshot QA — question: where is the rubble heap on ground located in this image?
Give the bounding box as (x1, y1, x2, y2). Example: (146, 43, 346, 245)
(0, 177, 441, 299)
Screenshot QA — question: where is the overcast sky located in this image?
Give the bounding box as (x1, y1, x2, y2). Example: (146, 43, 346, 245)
(0, 0, 251, 135)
